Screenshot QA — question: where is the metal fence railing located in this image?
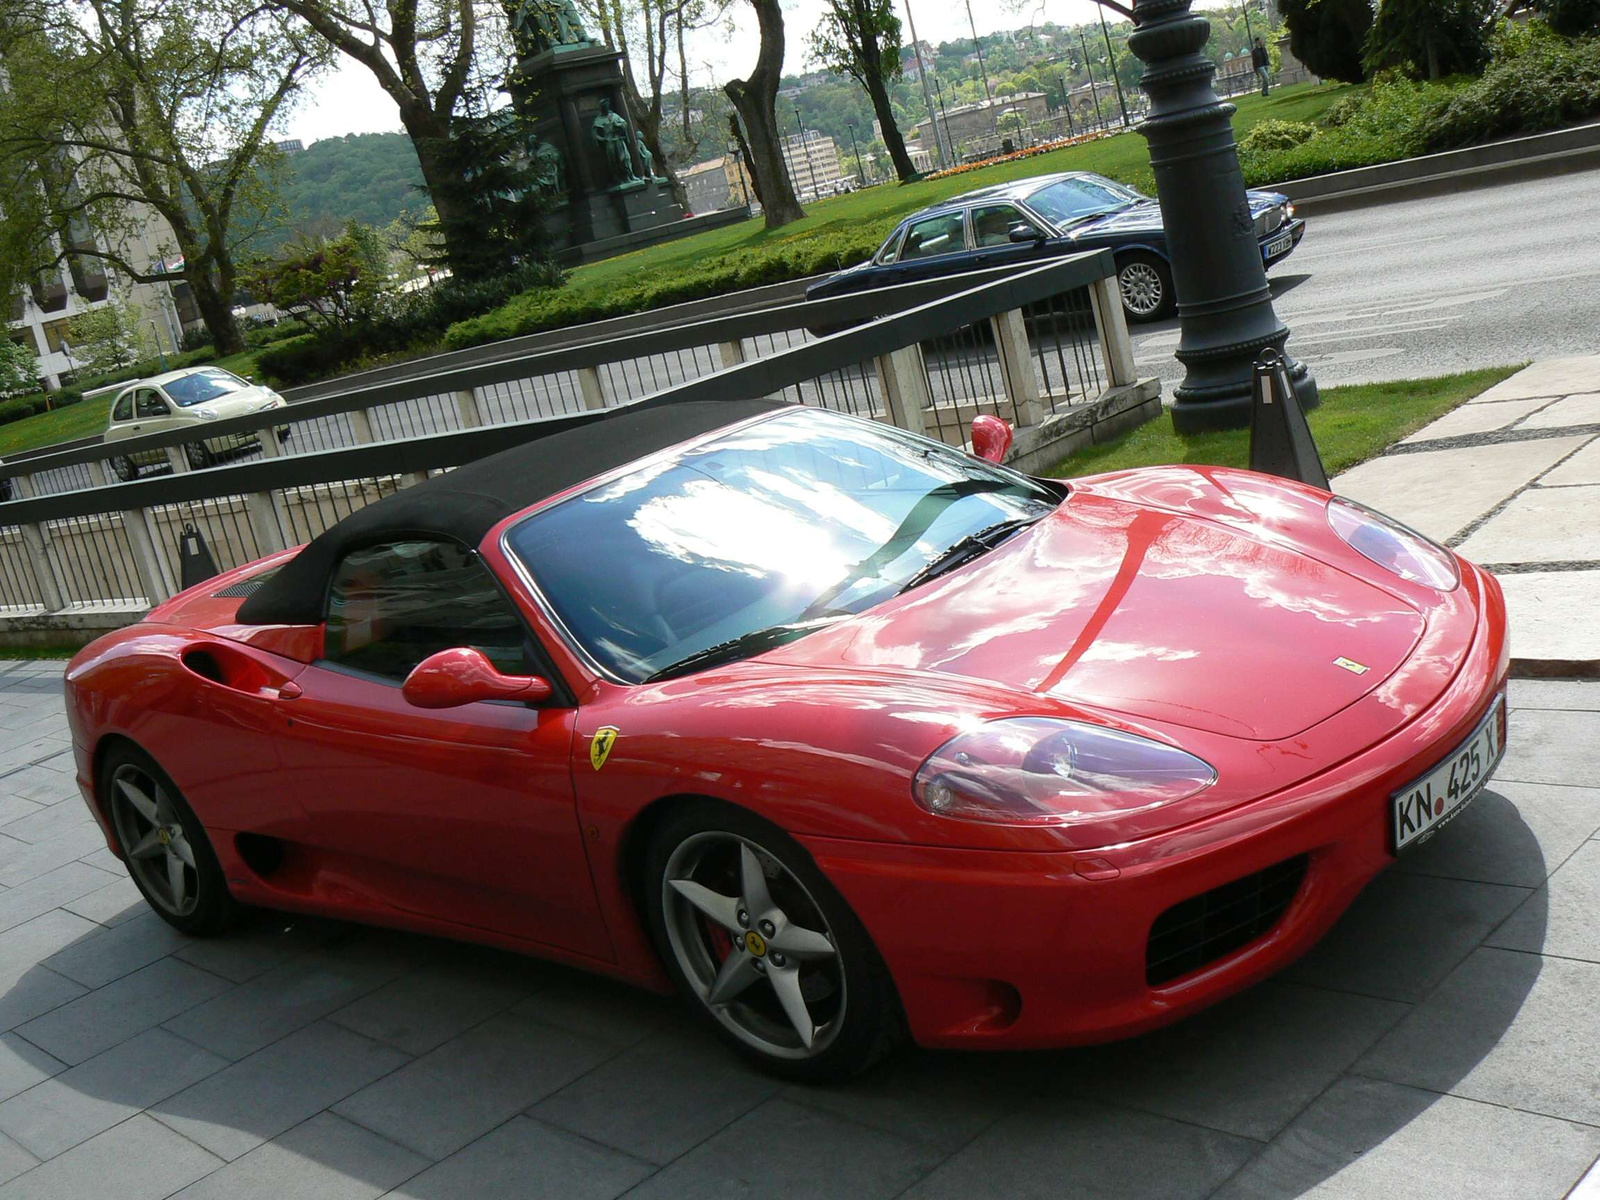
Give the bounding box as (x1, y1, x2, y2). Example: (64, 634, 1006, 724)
(0, 251, 1141, 620)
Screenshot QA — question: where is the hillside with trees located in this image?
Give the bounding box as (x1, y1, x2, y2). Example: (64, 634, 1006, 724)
(266, 133, 427, 250)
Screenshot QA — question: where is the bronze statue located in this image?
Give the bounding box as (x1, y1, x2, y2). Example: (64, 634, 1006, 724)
(530, 135, 567, 195)
(592, 98, 640, 186)
(509, 0, 597, 56)
(635, 130, 662, 181)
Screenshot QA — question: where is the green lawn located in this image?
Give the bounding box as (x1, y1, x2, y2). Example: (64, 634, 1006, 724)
(1047, 366, 1522, 479)
(566, 83, 1358, 301)
(0, 349, 262, 460)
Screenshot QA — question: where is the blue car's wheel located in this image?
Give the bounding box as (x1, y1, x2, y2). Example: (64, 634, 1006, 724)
(1117, 253, 1175, 322)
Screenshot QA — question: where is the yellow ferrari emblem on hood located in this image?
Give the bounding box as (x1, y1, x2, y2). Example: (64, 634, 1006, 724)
(1334, 656, 1370, 676)
(590, 726, 620, 771)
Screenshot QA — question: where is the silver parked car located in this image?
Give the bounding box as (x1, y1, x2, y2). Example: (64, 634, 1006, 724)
(105, 366, 289, 480)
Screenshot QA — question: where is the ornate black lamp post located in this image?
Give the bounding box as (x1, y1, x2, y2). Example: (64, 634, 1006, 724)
(1119, 0, 1317, 431)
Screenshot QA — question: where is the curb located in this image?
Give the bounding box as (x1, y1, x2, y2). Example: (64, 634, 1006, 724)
(1273, 120, 1600, 212)
(1510, 658, 1600, 681)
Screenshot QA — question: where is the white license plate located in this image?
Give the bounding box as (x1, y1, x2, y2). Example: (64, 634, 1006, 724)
(1392, 695, 1505, 852)
(1263, 231, 1293, 259)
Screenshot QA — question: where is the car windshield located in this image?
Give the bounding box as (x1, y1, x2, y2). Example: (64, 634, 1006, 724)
(1025, 177, 1144, 225)
(163, 368, 251, 407)
(506, 409, 1061, 683)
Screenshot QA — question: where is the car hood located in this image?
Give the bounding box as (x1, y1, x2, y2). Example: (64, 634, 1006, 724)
(186, 385, 281, 417)
(1067, 190, 1286, 239)
(765, 473, 1426, 741)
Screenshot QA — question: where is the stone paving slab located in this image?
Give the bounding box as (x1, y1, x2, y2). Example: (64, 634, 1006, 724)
(1542, 436, 1600, 485)
(1456, 484, 1600, 563)
(1469, 355, 1600, 403)
(2, 664, 1600, 1200)
(1519, 391, 1600, 429)
(1399, 395, 1554, 443)
(1494, 572, 1600, 667)
(1330, 433, 1591, 544)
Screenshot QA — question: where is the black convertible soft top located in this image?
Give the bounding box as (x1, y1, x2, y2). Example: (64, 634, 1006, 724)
(236, 397, 789, 626)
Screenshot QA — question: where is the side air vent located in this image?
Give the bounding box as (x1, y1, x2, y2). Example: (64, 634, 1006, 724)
(214, 575, 273, 598)
(1146, 855, 1308, 987)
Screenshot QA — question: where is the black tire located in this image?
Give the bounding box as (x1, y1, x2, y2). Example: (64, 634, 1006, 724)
(643, 799, 904, 1082)
(111, 455, 138, 482)
(184, 442, 212, 469)
(100, 742, 241, 936)
(1117, 251, 1176, 322)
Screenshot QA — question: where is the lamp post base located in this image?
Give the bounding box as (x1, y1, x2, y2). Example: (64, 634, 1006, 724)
(1171, 352, 1319, 434)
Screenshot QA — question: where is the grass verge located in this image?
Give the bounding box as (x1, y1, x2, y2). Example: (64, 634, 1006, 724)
(1047, 366, 1522, 478)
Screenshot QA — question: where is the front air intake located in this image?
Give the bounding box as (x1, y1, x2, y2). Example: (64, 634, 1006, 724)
(1146, 855, 1308, 986)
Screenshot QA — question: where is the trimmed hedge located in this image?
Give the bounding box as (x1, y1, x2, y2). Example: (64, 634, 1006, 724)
(443, 229, 886, 350)
(0, 387, 86, 429)
(1242, 21, 1600, 185)
(257, 260, 565, 386)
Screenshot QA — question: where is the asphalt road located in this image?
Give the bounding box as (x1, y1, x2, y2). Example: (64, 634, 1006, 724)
(1132, 167, 1600, 390)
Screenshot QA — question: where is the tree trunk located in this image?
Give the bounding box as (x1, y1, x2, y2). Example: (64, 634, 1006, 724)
(402, 107, 482, 273)
(863, 68, 918, 182)
(729, 113, 763, 206)
(725, 0, 803, 229)
(187, 271, 244, 355)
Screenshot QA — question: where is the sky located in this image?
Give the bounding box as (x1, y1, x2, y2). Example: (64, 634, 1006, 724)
(280, 0, 1221, 146)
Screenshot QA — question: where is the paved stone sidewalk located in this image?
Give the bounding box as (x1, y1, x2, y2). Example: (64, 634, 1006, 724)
(1, 659, 1598, 1198)
(1333, 355, 1600, 673)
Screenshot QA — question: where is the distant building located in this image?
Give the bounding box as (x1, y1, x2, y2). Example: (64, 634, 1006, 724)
(683, 157, 732, 213)
(274, 138, 306, 154)
(681, 155, 756, 214)
(6, 196, 191, 392)
(908, 91, 1050, 158)
(780, 130, 843, 199)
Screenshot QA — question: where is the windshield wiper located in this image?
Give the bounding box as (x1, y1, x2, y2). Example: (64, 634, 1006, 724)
(898, 518, 1040, 594)
(642, 617, 844, 683)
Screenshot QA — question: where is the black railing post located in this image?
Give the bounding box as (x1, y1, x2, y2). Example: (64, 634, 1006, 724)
(1249, 348, 1328, 489)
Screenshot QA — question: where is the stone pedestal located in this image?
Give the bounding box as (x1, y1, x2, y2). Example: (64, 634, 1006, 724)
(510, 45, 687, 259)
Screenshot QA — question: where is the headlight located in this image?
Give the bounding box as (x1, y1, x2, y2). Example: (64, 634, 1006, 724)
(1327, 497, 1459, 590)
(1286, 202, 1296, 219)
(913, 717, 1217, 827)
(194, 407, 220, 420)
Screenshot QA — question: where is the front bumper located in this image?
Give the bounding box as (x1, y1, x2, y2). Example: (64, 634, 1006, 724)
(801, 566, 1507, 1049)
(1262, 217, 1307, 268)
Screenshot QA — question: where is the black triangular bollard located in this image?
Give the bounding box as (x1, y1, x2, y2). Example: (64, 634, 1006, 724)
(179, 524, 220, 590)
(1249, 348, 1329, 491)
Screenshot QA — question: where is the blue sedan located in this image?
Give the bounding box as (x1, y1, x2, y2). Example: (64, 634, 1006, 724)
(806, 171, 1305, 322)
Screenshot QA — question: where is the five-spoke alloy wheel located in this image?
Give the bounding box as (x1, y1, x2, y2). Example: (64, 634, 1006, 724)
(646, 802, 902, 1081)
(103, 744, 239, 935)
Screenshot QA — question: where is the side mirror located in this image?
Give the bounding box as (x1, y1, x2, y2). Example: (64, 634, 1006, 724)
(971, 414, 1014, 464)
(1008, 223, 1046, 244)
(402, 647, 553, 709)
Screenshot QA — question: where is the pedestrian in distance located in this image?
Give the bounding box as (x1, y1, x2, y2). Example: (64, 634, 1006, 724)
(1252, 37, 1271, 96)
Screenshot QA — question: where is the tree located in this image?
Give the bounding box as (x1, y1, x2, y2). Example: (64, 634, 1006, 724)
(1365, 0, 1495, 79)
(0, 338, 41, 397)
(725, 0, 805, 229)
(808, 0, 918, 183)
(67, 300, 153, 375)
(1533, 0, 1600, 34)
(269, 0, 500, 275)
(1278, 0, 1373, 82)
(246, 222, 392, 330)
(0, 0, 328, 354)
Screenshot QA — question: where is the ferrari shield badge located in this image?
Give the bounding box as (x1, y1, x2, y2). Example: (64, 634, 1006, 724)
(1334, 657, 1371, 676)
(590, 726, 620, 771)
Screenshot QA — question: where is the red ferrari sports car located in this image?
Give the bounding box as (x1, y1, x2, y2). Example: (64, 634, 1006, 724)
(64, 398, 1508, 1080)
